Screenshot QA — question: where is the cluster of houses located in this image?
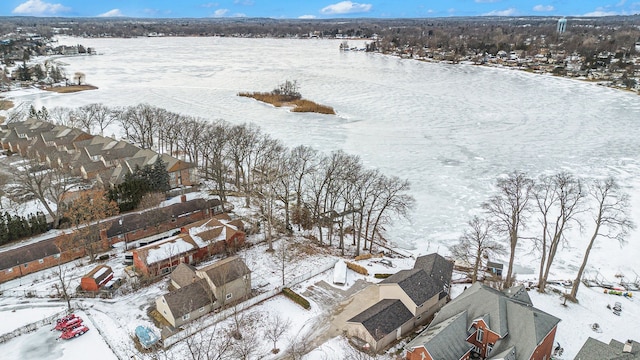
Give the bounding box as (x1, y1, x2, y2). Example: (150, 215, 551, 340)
(335, 252, 640, 360)
(0, 196, 225, 283)
(0, 118, 197, 189)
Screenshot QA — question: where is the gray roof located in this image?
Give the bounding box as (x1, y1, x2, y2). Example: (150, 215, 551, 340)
(381, 268, 441, 305)
(379, 253, 453, 306)
(0, 240, 60, 270)
(414, 253, 454, 289)
(348, 299, 413, 340)
(574, 338, 640, 360)
(415, 282, 560, 360)
(405, 311, 473, 359)
(170, 263, 198, 288)
(200, 256, 250, 287)
(163, 279, 213, 318)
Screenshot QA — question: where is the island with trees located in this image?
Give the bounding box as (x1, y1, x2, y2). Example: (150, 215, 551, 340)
(238, 80, 335, 115)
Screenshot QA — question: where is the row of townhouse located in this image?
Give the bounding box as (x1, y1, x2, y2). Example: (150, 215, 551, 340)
(0, 197, 223, 283)
(0, 118, 197, 189)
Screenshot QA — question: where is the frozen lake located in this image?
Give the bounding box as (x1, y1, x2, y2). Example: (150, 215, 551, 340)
(9, 36, 640, 275)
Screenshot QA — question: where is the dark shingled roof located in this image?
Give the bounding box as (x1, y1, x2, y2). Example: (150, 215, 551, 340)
(201, 256, 250, 287)
(348, 299, 413, 340)
(170, 263, 198, 288)
(105, 198, 221, 238)
(381, 268, 441, 305)
(414, 253, 454, 289)
(574, 338, 640, 360)
(0, 240, 60, 270)
(163, 279, 213, 318)
(377, 253, 453, 306)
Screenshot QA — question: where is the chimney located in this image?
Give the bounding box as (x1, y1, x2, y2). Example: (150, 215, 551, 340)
(181, 194, 187, 203)
(623, 340, 633, 353)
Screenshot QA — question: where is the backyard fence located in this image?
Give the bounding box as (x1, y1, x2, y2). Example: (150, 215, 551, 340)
(0, 308, 67, 344)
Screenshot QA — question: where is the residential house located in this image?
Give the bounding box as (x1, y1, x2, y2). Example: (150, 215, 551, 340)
(0, 197, 223, 284)
(345, 253, 453, 353)
(80, 264, 114, 291)
(197, 256, 251, 308)
(130, 213, 245, 277)
(156, 278, 213, 328)
(0, 119, 197, 189)
(404, 282, 561, 360)
(574, 338, 640, 359)
(156, 256, 251, 328)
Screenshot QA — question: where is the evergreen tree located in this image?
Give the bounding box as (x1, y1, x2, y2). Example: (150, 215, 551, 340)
(150, 158, 170, 193)
(0, 213, 7, 246)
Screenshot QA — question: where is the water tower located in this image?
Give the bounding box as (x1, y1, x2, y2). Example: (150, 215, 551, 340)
(557, 17, 567, 34)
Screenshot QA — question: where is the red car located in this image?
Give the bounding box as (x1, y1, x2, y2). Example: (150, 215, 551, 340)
(55, 316, 83, 331)
(60, 325, 89, 340)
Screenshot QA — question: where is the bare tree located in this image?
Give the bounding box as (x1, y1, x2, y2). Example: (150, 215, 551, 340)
(264, 313, 291, 354)
(9, 158, 76, 228)
(482, 171, 534, 288)
(182, 322, 234, 360)
(75, 103, 116, 136)
(73, 71, 85, 85)
(568, 178, 634, 301)
(53, 261, 73, 311)
(116, 103, 163, 149)
(201, 121, 231, 208)
(449, 216, 505, 283)
(62, 190, 119, 262)
(534, 172, 585, 292)
(48, 106, 79, 128)
(230, 313, 262, 360)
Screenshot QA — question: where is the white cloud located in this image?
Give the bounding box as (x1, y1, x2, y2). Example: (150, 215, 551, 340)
(233, 0, 254, 5)
(299, 15, 317, 19)
(617, 0, 627, 6)
(233, 13, 246, 17)
(201, 3, 218, 8)
(320, 1, 372, 15)
(98, 9, 124, 17)
(582, 10, 619, 16)
(533, 5, 554, 12)
(483, 8, 517, 16)
(12, 0, 69, 16)
(213, 8, 229, 17)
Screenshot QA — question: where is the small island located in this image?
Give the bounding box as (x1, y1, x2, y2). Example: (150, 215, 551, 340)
(44, 72, 98, 93)
(238, 80, 335, 115)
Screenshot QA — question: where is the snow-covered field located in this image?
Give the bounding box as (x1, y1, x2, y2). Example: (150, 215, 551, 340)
(2, 36, 640, 359)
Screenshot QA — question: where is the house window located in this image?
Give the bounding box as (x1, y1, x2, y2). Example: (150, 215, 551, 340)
(182, 313, 190, 321)
(54, 254, 60, 258)
(24, 263, 28, 268)
(199, 307, 205, 313)
(6, 268, 13, 274)
(38, 259, 44, 264)
(476, 328, 484, 342)
(226, 293, 232, 300)
(487, 343, 494, 355)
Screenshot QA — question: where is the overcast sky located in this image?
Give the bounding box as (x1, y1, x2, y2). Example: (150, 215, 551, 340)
(1, 0, 637, 19)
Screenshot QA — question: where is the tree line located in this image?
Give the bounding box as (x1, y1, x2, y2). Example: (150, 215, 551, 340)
(10, 103, 415, 256)
(450, 171, 634, 302)
(0, 211, 48, 246)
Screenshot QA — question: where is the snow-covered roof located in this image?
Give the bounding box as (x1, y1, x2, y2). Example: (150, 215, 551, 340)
(93, 266, 109, 280)
(143, 235, 196, 264)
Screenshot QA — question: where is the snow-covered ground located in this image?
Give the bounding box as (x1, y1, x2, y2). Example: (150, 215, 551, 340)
(0, 310, 117, 360)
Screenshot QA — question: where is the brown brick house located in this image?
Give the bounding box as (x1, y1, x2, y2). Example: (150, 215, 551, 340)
(404, 282, 560, 360)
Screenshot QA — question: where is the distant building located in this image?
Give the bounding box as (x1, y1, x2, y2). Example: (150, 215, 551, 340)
(557, 18, 567, 34)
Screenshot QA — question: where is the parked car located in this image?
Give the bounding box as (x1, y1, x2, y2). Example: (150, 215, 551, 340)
(60, 325, 89, 340)
(55, 316, 83, 331)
